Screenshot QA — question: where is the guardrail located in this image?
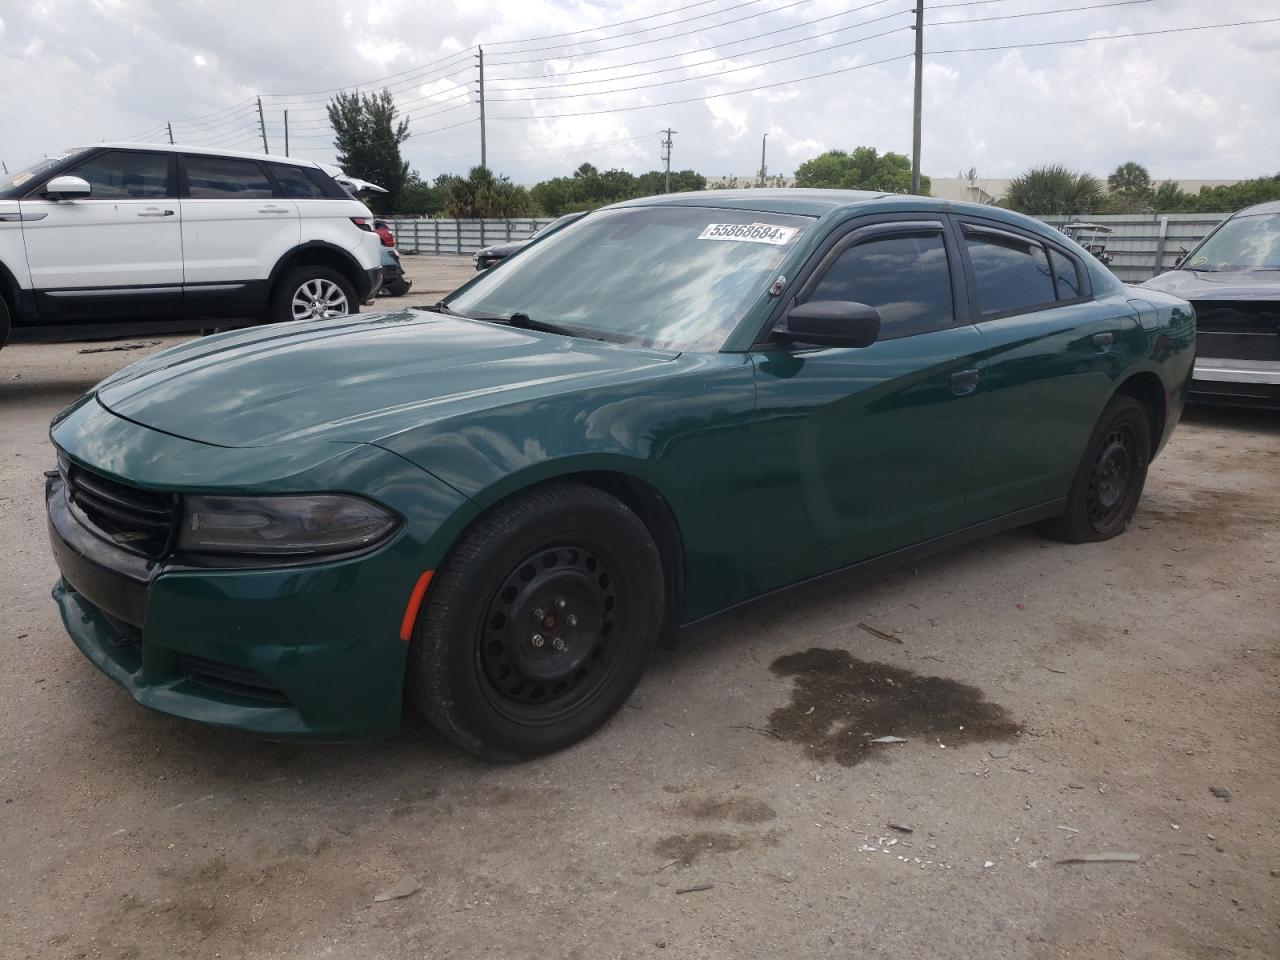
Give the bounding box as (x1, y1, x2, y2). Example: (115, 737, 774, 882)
(387, 218, 556, 257)
(390, 212, 1231, 283)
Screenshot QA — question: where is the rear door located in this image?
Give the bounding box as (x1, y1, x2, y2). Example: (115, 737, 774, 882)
(745, 217, 987, 591)
(956, 219, 1139, 524)
(178, 154, 299, 291)
(18, 149, 182, 317)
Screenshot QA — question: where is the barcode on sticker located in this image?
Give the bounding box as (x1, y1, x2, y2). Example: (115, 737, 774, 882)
(698, 222, 797, 245)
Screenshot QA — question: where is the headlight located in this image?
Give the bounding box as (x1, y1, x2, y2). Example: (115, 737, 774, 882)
(177, 494, 398, 556)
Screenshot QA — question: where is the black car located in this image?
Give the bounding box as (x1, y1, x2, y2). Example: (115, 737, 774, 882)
(1143, 200, 1280, 408)
(473, 211, 587, 271)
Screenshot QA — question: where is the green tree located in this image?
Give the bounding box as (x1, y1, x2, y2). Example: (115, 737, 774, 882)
(1003, 165, 1105, 216)
(396, 173, 442, 216)
(326, 89, 410, 213)
(1107, 161, 1152, 194)
(1188, 174, 1280, 212)
(792, 147, 930, 195)
(437, 166, 531, 218)
(1153, 180, 1192, 211)
(1103, 161, 1154, 213)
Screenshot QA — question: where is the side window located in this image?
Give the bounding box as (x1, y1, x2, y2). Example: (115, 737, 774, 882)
(804, 232, 954, 339)
(185, 157, 274, 199)
(69, 151, 168, 199)
(271, 164, 327, 199)
(964, 229, 1055, 316)
(1049, 247, 1081, 300)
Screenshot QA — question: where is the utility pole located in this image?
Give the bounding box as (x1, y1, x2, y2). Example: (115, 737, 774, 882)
(660, 128, 676, 193)
(284, 110, 290, 157)
(166, 122, 174, 145)
(759, 132, 769, 186)
(477, 47, 487, 169)
(910, 3, 924, 194)
(257, 96, 270, 154)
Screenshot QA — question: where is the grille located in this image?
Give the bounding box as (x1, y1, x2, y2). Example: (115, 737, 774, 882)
(61, 458, 177, 559)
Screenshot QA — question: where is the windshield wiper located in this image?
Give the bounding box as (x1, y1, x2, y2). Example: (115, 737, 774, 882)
(492, 312, 606, 341)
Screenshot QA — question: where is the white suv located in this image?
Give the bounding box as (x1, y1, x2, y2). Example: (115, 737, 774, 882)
(0, 144, 385, 349)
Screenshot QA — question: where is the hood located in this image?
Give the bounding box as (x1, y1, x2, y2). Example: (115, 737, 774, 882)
(95, 310, 676, 448)
(478, 240, 528, 258)
(1142, 268, 1280, 301)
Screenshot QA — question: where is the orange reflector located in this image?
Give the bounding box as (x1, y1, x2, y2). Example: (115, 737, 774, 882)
(399, 570, 434, 642)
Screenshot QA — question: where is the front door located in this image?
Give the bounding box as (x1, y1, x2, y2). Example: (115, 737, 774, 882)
(19, 149, 182, 318)
(745, 219, 986, 595)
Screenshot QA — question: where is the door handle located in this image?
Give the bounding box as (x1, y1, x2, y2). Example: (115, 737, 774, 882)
(1092, 331, 1115, 352)
(137, 209, 175, 217)
(950, 368, 981, 396)
(258, 206, 290, 214)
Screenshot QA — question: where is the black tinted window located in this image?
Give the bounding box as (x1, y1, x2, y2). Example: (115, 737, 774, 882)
(805, 232, 953, 338)
(1049, 248, 1081, 300)
(272, 164, 327, 199)
(965, 231, 1055, 316)
(186, 157, 274, 199)
(71, 151, 168, 199)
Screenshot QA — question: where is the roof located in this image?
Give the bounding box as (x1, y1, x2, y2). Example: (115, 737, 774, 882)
(612, 188, 890, 217)
(86, 142, 320, 168)
(1236, 200, 1280, 217)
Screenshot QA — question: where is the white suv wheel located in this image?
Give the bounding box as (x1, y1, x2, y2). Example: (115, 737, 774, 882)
(291, 277, 351, 320)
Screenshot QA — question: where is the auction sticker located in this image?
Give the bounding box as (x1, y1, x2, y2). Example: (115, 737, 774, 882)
(698, 222, 797, 245)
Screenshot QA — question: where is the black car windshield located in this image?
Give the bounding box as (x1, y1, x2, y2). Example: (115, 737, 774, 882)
(447, 205, 813, 351)
(0, 149, 90, 195)
(1186, 213, 1280, 271)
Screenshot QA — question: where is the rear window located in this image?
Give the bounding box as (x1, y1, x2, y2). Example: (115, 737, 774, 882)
(185, 157, 274, 199)
(271, 164, 328, 199)
(1049, 248, 1081, 300)
(965, 230, 1055, 316)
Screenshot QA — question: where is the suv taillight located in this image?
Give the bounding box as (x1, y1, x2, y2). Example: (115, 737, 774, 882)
(350, 217, 373, 232)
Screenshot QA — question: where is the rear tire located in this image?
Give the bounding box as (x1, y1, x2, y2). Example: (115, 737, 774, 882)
(0, 295, 11, 349)
(270, 266, 358, 324)
(1041, 394, 1152, 543)
(410, 482, 664, 761)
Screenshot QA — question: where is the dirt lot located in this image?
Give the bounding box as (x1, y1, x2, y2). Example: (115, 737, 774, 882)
(1, 257, 1277, 959)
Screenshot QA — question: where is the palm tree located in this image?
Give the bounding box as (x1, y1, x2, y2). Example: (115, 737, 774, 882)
(1108, 161, 1152, 194)
(1003, 165, 1105, 216)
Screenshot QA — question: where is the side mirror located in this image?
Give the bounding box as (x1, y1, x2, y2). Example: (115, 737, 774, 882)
(779, 300, 881, 348)
(43, 175, 91, 200)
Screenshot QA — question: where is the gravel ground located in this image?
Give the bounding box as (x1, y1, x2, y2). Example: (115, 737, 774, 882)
(1, 257, 1277, 959)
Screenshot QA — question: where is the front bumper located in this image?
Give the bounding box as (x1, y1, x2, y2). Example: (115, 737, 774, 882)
(1191, 357, 1280, 408)
(44, 466, 462, 741)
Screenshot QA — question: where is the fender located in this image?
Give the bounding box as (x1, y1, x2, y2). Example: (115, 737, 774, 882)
(267, 240, 367, 290)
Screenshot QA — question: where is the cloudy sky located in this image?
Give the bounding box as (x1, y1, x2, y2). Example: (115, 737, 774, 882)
(2, 0, 1277, 185)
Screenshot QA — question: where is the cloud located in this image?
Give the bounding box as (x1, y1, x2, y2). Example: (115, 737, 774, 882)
(1, 0, 1276, 182)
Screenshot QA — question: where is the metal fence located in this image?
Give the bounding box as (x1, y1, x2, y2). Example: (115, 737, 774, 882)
(391, 212, 1230, 283)
(387, 218, 555, 256)
(1039, 213, 1226, 283)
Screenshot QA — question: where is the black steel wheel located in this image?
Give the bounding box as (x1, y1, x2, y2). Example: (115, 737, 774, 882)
(409, 482, 664, 760)
(1042, 394, 1152, 543)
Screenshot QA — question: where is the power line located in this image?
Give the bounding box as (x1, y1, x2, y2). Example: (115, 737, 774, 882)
(484, 0, 737, 45)
(486, 3, 908, 90)
(486, 22, 910, 101)
(489, 0, 821, 64)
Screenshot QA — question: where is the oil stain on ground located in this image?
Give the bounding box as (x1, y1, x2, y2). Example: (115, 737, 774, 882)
(768, 647, 1020, 766)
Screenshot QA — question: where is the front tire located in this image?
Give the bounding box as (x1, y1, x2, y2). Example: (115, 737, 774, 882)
(271, 266, 358, 323)
(410, 483, 664, 760)
(1042, 394, 1152, 543)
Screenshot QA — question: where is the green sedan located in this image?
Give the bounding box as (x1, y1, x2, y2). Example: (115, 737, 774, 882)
(46, 190, 1195, 758)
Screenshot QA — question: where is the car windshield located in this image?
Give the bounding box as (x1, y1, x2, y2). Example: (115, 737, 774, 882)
(531, 213, 581, 238)
(1186, 213, 1280, 271)
(0, 149, 89, 194)
(447, 205, 813, 351)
